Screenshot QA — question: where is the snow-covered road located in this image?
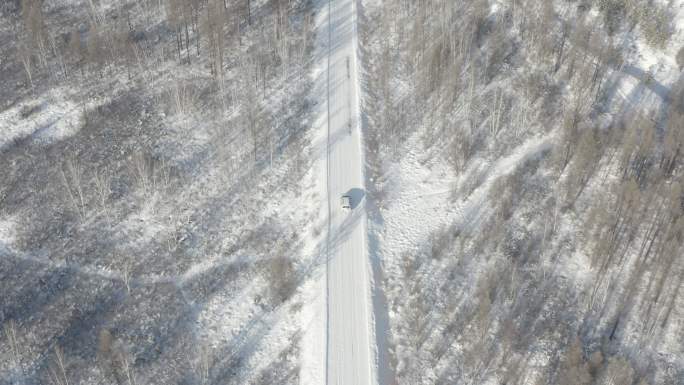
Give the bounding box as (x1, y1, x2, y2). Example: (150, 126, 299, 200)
(324, 0, 375, 384)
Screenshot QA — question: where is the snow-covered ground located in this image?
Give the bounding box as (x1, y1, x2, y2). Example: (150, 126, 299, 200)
(0, 88, 104, 150)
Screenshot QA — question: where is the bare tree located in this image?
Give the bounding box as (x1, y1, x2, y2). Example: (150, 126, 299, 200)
(565, 127, 602, 205)
(93, 167, 112, 223)
(67, 29, 82, 75)
(661, 111, 683, 175)
(203, 0, 226, 78)
(60, 156, 88, 221)
(49, 33, 68, 80)
(21, 0, 47, 66)
(196, 342, 213, 385)
(166, 0, 183, 62)
(168, 80, 197, 117)
(18, 42, 34, 89)
(600, 357, 634, 385)
(245, 83, 263, 163)
(4, 321, 23, 380)
(557, 337, 591, 385)
(48, 346, 70, 385)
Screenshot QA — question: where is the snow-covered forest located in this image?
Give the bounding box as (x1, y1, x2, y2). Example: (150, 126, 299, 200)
(1, 0, 683, 384)
(1, 0, 318, 384)
(361, 0, 684, 384)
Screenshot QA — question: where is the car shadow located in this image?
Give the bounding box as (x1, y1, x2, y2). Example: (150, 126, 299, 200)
(345, 187, 365, 209)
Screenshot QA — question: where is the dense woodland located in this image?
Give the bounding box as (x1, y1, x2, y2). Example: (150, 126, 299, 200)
(362, 0, 683, 384)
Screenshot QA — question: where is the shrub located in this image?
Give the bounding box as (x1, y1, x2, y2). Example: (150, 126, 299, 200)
(639, 5, 672, 49)
(676, 46, 684, 70)
(265, 256, 297, 306)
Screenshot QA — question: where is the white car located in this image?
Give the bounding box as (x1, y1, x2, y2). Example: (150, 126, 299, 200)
(341, 195, 351, 209)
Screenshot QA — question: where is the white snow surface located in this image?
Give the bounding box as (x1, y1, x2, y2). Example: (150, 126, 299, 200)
(0, 89, 96, 149)
(376, 132, 552, 280)
(370, 128, 552, 382)
(0, 216, 16, 246)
